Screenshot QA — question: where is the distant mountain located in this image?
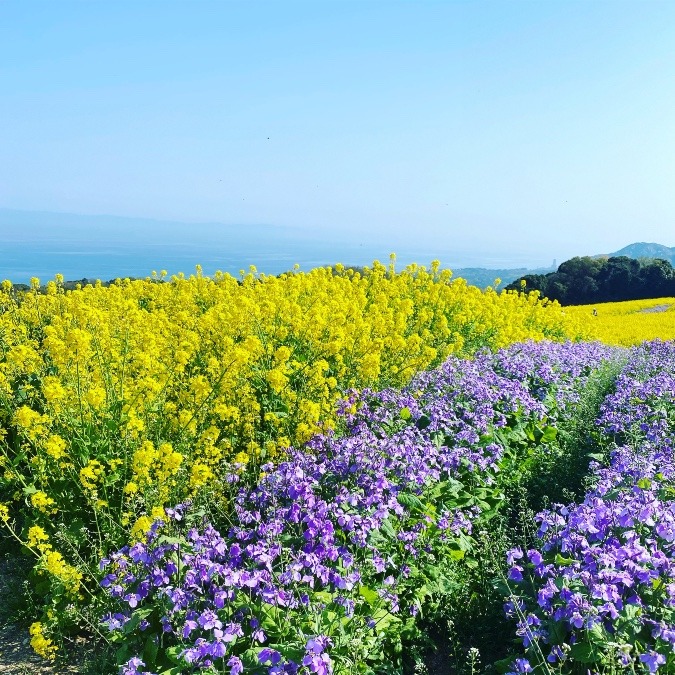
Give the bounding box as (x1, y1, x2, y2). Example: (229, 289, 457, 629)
(599, 242, 675, 265)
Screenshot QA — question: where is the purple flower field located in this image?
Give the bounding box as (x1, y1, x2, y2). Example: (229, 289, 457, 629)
(98, 339, 675, 675)
(506, 341, 675, 674)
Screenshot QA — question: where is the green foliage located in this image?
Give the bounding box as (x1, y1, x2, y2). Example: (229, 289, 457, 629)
(402, 362, 624, 674)
(506, 255, 675, 305)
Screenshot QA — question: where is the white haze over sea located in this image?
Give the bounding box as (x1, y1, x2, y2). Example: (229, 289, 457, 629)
(0, 209, 548, 284)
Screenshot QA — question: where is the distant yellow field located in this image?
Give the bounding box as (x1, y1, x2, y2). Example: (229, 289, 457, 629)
(567, 297, 675, 345)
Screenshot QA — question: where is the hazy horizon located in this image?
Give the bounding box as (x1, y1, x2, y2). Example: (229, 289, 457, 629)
(1, 207, 567, 284)
(1, 2, 673, 272)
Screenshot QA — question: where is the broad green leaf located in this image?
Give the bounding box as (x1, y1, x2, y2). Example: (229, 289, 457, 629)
(541, 425, 558, 443)
(569, 642, 597, 663)
(359, 585, 379, 606)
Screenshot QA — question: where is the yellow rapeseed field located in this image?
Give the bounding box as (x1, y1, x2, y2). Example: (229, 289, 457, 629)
(567, 297, 675, 346)
(0, 260, 588, 655)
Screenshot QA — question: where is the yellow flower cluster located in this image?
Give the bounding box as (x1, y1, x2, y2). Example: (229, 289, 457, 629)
(567, 297, 675, 346)
(40, 549, 83, 596)
(31, 490, 57, 514)
(29, 622, 57, 660)
(0, 260, 586, 656)
(27, 524, 50, 550)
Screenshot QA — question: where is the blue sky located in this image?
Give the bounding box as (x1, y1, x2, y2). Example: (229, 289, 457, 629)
(1, 1, 674, 267)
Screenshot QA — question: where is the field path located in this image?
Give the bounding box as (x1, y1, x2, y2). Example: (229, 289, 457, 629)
(0, 558, 85, 674)
(639, 303, 672, 313)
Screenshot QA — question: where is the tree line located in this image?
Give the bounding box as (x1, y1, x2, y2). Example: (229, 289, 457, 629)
(504, 256, 675, 305)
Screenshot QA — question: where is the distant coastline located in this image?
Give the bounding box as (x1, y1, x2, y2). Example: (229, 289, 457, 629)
(0, 208, 553, 288)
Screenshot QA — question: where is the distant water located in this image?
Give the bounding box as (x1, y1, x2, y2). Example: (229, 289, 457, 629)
(0, 238, 406, 284)
(1, 239, 543, 285)
(0, 209, 544, 284)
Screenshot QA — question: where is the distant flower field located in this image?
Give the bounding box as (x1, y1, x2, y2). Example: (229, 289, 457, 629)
(568, 297, 675, 345)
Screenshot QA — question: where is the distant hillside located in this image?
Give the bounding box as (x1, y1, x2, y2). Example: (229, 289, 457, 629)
(600, 242, 675, 265)
(452, 266, 556, 289)
(505, 254, 675, 305)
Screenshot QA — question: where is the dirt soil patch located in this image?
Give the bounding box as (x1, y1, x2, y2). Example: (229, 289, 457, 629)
(0, 556, 90, 674)
(639, 304, 672, 313)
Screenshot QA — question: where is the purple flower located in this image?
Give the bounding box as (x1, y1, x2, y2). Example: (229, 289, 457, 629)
(227, 656, 244, 675)
(507, 547, 524, 566)
(258, 648, 282, 665)
(507, 657, 532, 674)
(640, 651, 666, 673)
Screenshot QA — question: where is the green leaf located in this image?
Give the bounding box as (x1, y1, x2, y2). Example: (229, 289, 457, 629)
(540, 425, 558, 443)
(399, 407, 411, 421)
(398, 492, 424, 513)
(569, 642, 597, 664)
(493, 657, 518, 674)
(370, 607, 401, 633)
(587, 622, 606, 646)
(415, 414, 431, 431)
(156, 534, 188, 547)
(142, 637, 159, 668)
(122, 608, 154, 635)
(359, 585, 379, 606)
(457, 532, 474, 551)
(116, 643, 133, 665)
(165, 646, 184, 665)
(547, 619, 568, 644)
(524, 422, 536, 442)
(313, 590, 333, 604)
(622, 603, 642, 621)
(380, 518, 396, 539)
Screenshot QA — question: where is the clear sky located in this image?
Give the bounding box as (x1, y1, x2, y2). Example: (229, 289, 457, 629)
(1, 0, 674, 267)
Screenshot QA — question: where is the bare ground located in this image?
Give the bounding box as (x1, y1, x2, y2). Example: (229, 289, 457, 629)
(639, 304, 672, 313)
(0, 556, 90, 674)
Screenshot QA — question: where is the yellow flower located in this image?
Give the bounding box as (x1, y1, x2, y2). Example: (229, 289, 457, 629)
(41, 550, 82, 596)
(124, 481, 139, 495)
(274, 345, 292, 363)
(131, 515, 154, 541)
(30, 491, 57, 515)
(29, 622, 57, 659)
(79, 459, 104, 490)
(0, 503, 10, 523)
(108, 458, 124, 471)
(27, 525, 50, 549)
(64, 327, 92, 354)
(189, 462, 213, 490)
(85, 386, 107, 408)
(42, 376, 66, 405)
(13, 406, 49, 443)
(266, 368, 288, 393)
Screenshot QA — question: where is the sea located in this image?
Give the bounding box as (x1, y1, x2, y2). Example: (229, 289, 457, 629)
(0, 209, 542, 285)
